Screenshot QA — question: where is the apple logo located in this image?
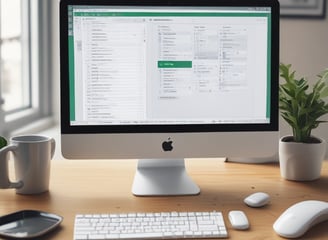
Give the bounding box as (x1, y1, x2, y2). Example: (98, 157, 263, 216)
(162, 138, 173, 151)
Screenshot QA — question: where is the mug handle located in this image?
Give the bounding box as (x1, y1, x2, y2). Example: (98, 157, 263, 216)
(0, 145, 23, 189)
(50, 138, 56, 159)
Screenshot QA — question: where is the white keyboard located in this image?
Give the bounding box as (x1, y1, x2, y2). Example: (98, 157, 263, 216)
(74, 211, 228, 239)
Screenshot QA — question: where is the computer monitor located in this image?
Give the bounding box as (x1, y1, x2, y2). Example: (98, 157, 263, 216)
(60, 0, 279, 196)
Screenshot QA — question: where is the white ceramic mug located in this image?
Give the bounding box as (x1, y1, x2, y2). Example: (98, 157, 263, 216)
(0, 135, 55, 194)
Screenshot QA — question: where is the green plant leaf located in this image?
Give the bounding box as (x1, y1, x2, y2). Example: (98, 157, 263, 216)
(320, 86, 328, 98)
(0, 136, 7, 149)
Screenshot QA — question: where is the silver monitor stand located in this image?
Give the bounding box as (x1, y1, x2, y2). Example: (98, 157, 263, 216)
(132, 159, 200, 196)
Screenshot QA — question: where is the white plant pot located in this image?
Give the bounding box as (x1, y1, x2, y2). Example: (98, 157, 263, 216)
(279, 136, 326, 181)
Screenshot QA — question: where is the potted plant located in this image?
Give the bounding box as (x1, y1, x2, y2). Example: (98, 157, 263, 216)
(279, 63, 328, 181)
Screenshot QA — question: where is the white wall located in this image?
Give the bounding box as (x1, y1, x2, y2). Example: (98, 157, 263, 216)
(280, 4, 328, 156)
(50, 2, 328, 157)
(52, 0, 60, 125)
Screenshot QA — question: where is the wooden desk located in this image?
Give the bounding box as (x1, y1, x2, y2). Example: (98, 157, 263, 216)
(1, 159, 327, 239)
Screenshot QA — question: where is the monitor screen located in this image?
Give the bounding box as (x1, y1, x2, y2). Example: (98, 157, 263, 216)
(60, 0, 279, 196)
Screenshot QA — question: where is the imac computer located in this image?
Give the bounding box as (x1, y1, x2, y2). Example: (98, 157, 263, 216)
(60, 0, 279, 196)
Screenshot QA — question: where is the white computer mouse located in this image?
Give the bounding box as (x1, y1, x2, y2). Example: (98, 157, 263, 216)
(273, 200, 328, 238)
(228, 210, 249, 230)
(244, 192, 270, 207)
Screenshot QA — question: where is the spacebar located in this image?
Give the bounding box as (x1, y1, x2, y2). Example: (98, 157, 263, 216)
(119, 232, 163, 239)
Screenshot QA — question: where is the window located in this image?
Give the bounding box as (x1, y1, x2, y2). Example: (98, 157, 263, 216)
(0, 0, 53, 137)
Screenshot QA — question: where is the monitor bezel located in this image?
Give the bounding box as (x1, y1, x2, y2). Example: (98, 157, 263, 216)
(60, 0, 280, 135)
